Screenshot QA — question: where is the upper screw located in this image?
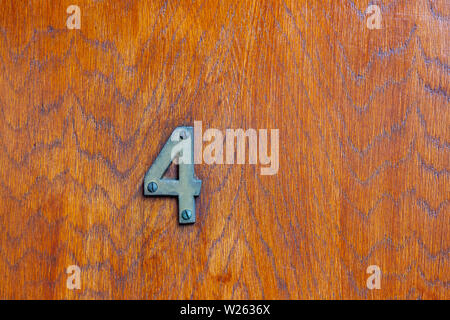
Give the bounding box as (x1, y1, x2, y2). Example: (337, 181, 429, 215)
(179, 130, 187, 140)
(181, 209, 192, 220)
(147, 182, 158, 193)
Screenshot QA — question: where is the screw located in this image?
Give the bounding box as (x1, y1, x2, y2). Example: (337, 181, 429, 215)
(179, 130, 187, 140)
(147, 182, 158, 193)
(181, 209, 192, 220)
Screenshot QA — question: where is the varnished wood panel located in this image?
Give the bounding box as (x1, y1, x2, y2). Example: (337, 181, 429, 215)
(0, 0, 448, 299)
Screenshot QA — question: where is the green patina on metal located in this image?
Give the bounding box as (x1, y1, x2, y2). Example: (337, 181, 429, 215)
(144, 126, 202, 224)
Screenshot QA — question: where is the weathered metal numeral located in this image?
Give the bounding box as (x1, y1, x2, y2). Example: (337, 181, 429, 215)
(144, 126, 201, 224)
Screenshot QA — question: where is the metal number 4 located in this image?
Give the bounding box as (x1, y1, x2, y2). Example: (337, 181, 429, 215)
(144, 126, 201, 224)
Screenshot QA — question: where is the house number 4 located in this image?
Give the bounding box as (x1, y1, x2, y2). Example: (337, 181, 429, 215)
(144, 127, 202, 224)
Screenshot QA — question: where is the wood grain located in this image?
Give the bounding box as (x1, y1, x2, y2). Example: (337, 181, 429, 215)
(0, 0, 448, 299)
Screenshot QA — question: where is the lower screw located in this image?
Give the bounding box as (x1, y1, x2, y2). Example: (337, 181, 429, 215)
(147, 182, 158, 193)
(181, 210, 192, 220)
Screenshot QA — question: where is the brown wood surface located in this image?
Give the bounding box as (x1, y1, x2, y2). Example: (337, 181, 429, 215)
(0, 0, 448, 299)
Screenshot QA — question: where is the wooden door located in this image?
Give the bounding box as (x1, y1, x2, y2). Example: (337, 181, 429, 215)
(0, 0, 448, 299)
